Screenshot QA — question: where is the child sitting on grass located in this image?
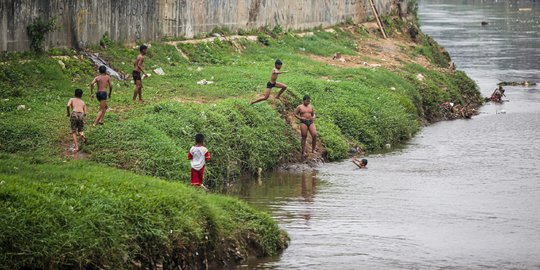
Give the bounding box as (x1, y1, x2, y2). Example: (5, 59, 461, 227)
(66, 88, 87, 152)
(188, 134, 211, 190)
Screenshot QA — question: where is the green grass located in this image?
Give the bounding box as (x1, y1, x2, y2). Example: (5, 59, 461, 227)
(1, 19, 481, 174)
(0, 154, 287, 269)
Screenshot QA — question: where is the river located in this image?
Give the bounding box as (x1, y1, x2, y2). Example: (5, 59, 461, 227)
(225, 1, 540, 269)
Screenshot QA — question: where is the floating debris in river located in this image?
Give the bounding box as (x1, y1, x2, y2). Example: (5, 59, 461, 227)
(497, 81, 536, 87)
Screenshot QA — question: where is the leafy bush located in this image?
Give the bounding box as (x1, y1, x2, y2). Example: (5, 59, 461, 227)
(26, 17, 57, 52)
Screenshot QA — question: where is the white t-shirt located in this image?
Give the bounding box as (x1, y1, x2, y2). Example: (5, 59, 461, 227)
(188, 146, 210, 171)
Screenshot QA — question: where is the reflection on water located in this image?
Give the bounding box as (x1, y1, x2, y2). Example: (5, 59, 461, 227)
(225, 1, 540, 269)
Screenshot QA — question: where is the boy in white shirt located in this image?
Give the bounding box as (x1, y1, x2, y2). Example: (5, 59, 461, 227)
(187, 134, 211, 190)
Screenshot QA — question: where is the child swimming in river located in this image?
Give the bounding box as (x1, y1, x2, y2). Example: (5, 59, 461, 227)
(352, 157, 368, 169)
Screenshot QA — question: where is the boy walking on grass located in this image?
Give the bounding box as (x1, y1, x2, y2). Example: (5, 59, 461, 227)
(90, 65, 112, 126)
(188, 134, 211, 190)
(66, 88, 87, 152)
(251, 59, 288, 104)
(133, 44, 149, 102)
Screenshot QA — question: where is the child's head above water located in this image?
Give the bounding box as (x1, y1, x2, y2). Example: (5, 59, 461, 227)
(74, 88, 83, 98)
(361, 159, 368, 166)
(99, 65, 107, 74)
(195, 133, 205, 145)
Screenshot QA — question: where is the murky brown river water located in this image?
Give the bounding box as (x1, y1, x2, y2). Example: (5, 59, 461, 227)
(224, 1, 540, 269)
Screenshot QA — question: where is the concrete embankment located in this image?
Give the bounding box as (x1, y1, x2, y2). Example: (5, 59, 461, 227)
(0, 0, 407, 51)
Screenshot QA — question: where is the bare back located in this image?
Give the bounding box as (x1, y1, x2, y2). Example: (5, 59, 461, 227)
(297, 104, 314, 120)
(94, 75, 111, 91)
(67, 98, 86, 113)
(134, 54, 145, 72)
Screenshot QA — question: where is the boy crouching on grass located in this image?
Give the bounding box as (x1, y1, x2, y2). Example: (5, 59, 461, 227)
(188, 134, 210, 190)
(66, 88, 87, 152)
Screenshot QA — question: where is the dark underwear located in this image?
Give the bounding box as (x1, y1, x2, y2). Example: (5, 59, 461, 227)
(300, 119, 313, 128)
(132, 70, 142, 81)
(266, 81, 276, 88)
(96, 91, 107, 101)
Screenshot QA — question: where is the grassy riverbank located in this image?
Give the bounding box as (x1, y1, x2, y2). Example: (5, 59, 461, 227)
(0, 154, 287, 269)
(0, 14, 481, 268)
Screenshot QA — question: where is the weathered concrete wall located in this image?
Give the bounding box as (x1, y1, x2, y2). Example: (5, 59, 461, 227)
(0, 0, 404, 51)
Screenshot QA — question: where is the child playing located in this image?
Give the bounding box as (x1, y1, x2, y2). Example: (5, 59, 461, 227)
(66, 88, 87, 152)
(352, 157, 368, 169)
(188, 134, 211, 190)
(90, 65, 113, 126)
(250, 59, 288, 104)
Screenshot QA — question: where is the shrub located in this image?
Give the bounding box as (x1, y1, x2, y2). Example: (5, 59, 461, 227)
(26, 17, 57, 52)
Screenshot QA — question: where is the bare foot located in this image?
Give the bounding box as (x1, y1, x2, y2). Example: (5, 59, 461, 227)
(81, 135, 87, 143)
(138, 99, 144, 103)
(92, 123, 97, 127)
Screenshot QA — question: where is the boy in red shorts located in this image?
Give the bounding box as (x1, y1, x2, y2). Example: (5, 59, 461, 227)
(188, 134, 210, 190)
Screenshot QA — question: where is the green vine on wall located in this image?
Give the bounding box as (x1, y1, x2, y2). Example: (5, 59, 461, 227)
(26, 17, 57, 52)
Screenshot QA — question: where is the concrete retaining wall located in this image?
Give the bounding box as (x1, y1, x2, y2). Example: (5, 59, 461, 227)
(0, 0, 405, 51)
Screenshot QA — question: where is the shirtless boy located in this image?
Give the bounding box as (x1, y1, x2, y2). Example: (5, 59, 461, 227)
(90, 65, 113, 126)
(251, 59, 288, 104)
(133, 44, 149, 102)
(66, 88, 87, 152)
(294, 95, 317, 157)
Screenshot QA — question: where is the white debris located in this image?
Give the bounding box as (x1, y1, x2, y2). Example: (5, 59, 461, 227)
(153, 67, 165, 76)
(58, 60, 66, 69)
(17, 105, 26, 110)
(299, 47, 306, 51)
(384, 144, 392, 149)
(197, 79, 214, 85)
(496, 110, 506, 114)
(416, 73, 425, 81)
(196, 67, 203, 71)
(390, 87, 396, 90)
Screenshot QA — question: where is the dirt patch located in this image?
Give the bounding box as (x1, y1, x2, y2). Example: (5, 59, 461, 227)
(303, 22, 432, 70)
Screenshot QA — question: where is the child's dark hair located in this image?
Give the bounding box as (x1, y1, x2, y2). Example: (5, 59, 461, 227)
(140, 44, 148, 52)
(74, 88, 83, 98)
(98, 65, 107, 74)
(303, 95, 310, 101)
(275, 59, 283, 65)
(195, 133, 205, 144)
(361, 159, 368, 165)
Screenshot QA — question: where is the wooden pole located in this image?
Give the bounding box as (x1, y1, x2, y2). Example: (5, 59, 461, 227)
(369, 0, 388, 39)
